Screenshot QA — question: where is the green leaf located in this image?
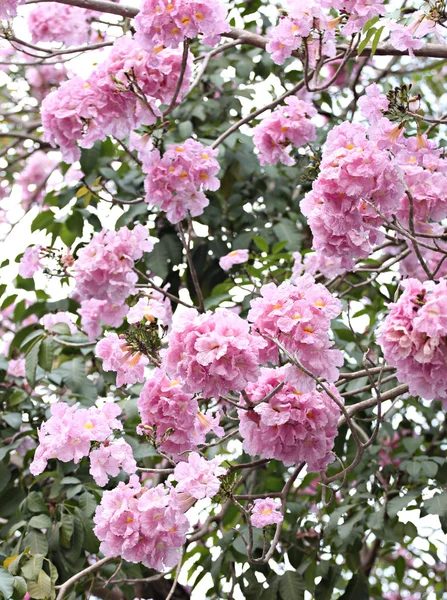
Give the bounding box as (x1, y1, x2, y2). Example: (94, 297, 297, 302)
(31, 211, 55, 233)
(362, 15, 380, 32)
(13, 575, 27, 597)
(27, 570, 52, 600)
(0, 567, 15, 600)
(23, 530, 48, 556)
(60, 514, 74, 548)
(38, 338, 54, 372)
(272, 219, 301, 251)
(253, 235, 269, 253)
(21, 556, 44, 581)
(424, 492, 447, 517)
(387, 491, 419, 518)
(49, 357, 97, 402)
(339, 573, 369, 600)
(25, 338, 42, 387)
(278, 571, 305, 600)
(371, 26, 385, 57)
(80, 141, 102, 176)
(29, 515, 52, 530)
(27, 492, 47, 514)
(358, 27, 377, 55)
(315, 565, 341, 600)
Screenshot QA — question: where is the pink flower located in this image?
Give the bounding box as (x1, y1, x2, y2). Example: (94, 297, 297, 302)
(389, 24, 424, 57)
(7, 358, 26, 379)
(247, 277, 343, 382)
(135, 0, 231, 52)
(27, 4, 91, 46)
(137, 369, 198, 458)
(142, 140, 220, 224)
(238, 366, 341, 471)
(89, 439, 137, 487)
(127, 292, 172, 328)
(17, 151, 56, 208)
(174, 452, 225, 499)
(250, 498, 283, 528)
(358, 84, 389, 124)
(78, 299, 129, 340)
(93, 478, 189, 570)
(377, 278, 447, 404)
(162, 307, 266, 397)
(0, 0, 23, 19)
(29, 401, 123, 476)
(96, 332, 149, 388)
(26, 63, 67, 101)
(219, 249, 249, 271)
(41, 312, 77, 335)
(19, 245, 43, 278)
(253, 96, 317, 166)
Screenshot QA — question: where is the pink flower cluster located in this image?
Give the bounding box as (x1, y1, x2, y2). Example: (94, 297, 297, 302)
(238, 366, 341, 471)
(135, 0, 230, 52)
(291, 251, 345, 281)
(377, 278, 447, 404)
(266, 0, 385, 64)
(137, 369, 223, 457)
(127, 291, 172, 328)
(219, 249, 249, 271)
(250, 498, 283, 529)
(0, 0, 23, 19)
(73, 225, 153, 338)
(141, 140, 220, 224)
(96, 333, 149, 388)
(29, 401, 136, 487)
(94, 477, 189, 570)
(253, 96, 317, 166)
(19, 245, 43, 279)
(389, 11, 444, 57)
(27, 4, 92, 46)
(174, 452, 225, 500)
(18, 151, 56, 208)
(42, 37, 191, 162)
(300, 121, 403, 270)
(26, 63, 67, 101)
(41, 311, 77, 335)
(162, 307, 266, 397)
(247, 276, 343, 384)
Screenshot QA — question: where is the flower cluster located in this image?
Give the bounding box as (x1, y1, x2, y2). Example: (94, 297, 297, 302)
(377, 278, 447, 405)
(73, 225, 153, 338)
(250, 498, 283, 529)
(18, 151, 56, 208)
(27, 4, 92, 46)
(266, 0, 385, 65)
(238, 366, 341, 471)
(137, 369, 199, 457)
(162, 307, 266, 397)
(127, 290, 173, 329)
(42, 37, 191, 162)
(89, 439, 137, 487)
(0, 0, 23, 19)
(95, 332, 150, 388)
(173, 452, 225, 500)
(26, 63, 68, 101)
(253, 96, 317, 166)
(141, 139, 220, 224)
(247, 276, 343, 384)
(29, 401, 133, 482)
(300, 121, 403, 270)
(93, 477, 189, 570)
(19, 245, 43, 279)
(135, 0, 230, 52)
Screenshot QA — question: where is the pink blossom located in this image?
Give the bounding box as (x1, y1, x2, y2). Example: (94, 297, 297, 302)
(358, 84, 389, 124)
(79, 299, 129, 340)
(162, 307, 266, 397)
(137, 369, 198, 458)
(253, 96, 317, 166)
(174, 452, 225, 499)
(127, 291, 172, 328)
(389, 24, 424, 57)
(41, 312, 77, 335)
(247, 277, 343, 382)
(96, 332, 149, 388)
(142, 140, 220, 224)
(192, 409, 224, 445)
(135, 0, 231, 52)
(0, 0, 23, 19)
(250, 498, 283, 528)
(27, 4, 91, 46)
(377, 278, 447, 404)
(30, 401, 123, 475)
(89, 439, 137, 486)
(19, 245, 43, 278)
(17, 151, 56, 208)
(219, 249, 249, 271)
(93, 477, 189, 570)
(342, 0, 386, 36)
(238, 366, 341, 471)
(7, 358, 26, 379)
(26, 63, 67, 101)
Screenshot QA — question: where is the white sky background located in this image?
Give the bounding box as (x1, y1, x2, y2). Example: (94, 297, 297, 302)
(1, 1, 447, 599)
